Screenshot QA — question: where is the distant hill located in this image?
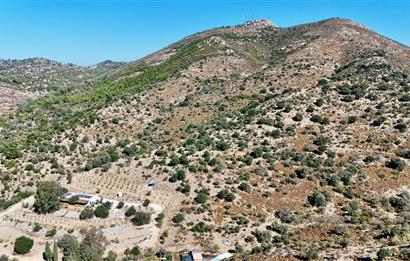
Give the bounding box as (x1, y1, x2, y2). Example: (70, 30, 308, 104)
(0, 57, 125, 93)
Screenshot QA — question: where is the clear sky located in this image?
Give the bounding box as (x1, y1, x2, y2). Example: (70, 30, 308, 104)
(0, 0, 409, 66)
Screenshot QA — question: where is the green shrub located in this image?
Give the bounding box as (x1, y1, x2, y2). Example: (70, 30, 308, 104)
(292, 113, 303, 122)
(1, 142, 23, 159)
(94, 205, 109, 218)
(132, 212, 151, 226)
(80, 207, 94, 220)
(308, 191, 329, 207)
(191, 222, 211, 233)
(117, 201, 125, 209)
(215, 139, 229, 151)
(32, 223, 42, 232)
(14, 236, 34, 254)
(125, 206, 136, 217)
(169, 170, 186, 182)
(275, 208, 295, 223)
(386, 158, 406, 171)
(45, 228, 57, 237)
(238, 182, 251, 192)
(377, 248, 390, 260)
(216, 189, 236, 202)
(194, 188, 209, 204)
(172, 213, 185, 224)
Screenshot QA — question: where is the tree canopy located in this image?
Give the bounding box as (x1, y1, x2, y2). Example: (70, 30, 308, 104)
(33, 181, 67, 214)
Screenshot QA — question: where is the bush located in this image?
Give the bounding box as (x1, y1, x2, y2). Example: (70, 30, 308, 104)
(238, 182, 251, 192)
(305, 249, 319, 260)
(191, 222, 211, 233)
(142, 199, 150, 207)
(132, 212, 151, 226)
(216, 140, 229, 151)
(169, 170, 186, 182)
(1, 142, 23, 159)
(275, 208, 295, 223)
(372, 116, 386, 126)
(32, 223, 42, 232)
(172, 213, 185, 224)
(85, 147, 119, 171)
(68, 195, 80, 204)
(252, 229, 271, 243)
(14, 236, 34, 254)
(270, 222, 288, 234)
(216, 189, 236, 202)
(399, 94, 410, 102)
(130, 246, 141, 256)
(45, 228, 57, 237)
(310, 114, 329, 125)
(308, 191, 329, 207)
(347, 115, 357, 124)
(377, 248, 390, 260)
(125, 206, 136, 217)
(389, 191, 410, 213)
(394, 122, 407, 132)
(292, 112, 303, 122)
(94, 205, 109, 219)
(194, 189, 209, 204)
(117, 201, 125, 209)
(80, 207, 95, 220)
(385, 158, 406, 171)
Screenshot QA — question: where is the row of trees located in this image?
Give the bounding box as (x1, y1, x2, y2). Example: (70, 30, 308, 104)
(43, 241, 58, 261)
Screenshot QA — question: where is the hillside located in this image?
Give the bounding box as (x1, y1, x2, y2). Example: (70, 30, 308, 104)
(0, 58, 125, 93)
(0, 58, 125, 115)
(0, 18, 409, 260)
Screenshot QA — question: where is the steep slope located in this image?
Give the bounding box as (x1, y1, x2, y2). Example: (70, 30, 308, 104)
(0, 18, 409, 260)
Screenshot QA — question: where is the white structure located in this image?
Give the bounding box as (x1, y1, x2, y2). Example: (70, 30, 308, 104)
(62, 192, 100, 206)
(209, 252, 233, 261)
(191, 250, 203, 261)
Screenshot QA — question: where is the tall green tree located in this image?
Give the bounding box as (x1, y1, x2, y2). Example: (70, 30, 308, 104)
(53, 241, 58, 261)
(33, 181, 67, 214)
(43, 241, 52, 261)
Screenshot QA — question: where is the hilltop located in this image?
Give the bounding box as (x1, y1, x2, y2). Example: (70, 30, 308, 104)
(0, 18, 409, 260)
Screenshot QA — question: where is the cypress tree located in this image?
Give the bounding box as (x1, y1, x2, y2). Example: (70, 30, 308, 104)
(44, 241, 53, 261)
(53, 241, 58, 261)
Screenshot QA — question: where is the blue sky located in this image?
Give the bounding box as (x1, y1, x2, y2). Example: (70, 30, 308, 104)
(0, 0, 409, 65)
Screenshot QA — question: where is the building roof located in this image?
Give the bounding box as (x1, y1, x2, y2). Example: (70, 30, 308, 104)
(209, 252, 233, 261)
(61, 192, 99, 205)
(191, 249, 203, 261)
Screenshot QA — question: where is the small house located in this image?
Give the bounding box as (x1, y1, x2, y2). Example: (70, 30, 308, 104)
(61, 192, 99, 206)
(181, 249, 203, 261)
